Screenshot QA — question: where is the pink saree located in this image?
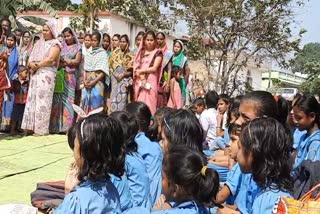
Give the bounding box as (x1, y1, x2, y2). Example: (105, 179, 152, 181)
(134, 47, 162, 115)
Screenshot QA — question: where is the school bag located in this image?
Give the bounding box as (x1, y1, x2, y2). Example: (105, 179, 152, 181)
(272, 183, 320, 214)
(292, 160, 320, 199)
(30, 181, 65, 213)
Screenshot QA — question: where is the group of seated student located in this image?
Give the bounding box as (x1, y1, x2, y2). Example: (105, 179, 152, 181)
(51, 90, 320, 214)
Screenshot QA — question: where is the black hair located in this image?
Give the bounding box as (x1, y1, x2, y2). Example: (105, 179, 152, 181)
(149, 107, 174, 141)
(6, 33, 16, 43)
(193, 97, 206, 107)
(62, 27, 76, 43)
(62, 27, 73, 36)
(173, 40, 183, 50)
(219, 94, 230, 105)
(226, 95, 243, 126)
(22, 31, 31, 37)
(227, 123, 241, 136)
(15, 28, 22, 34)
(92, 31, 101, 42)
(163, 109, 204, 152)
(293, 93, 320, 127)
(120, 34, 130, 44)
(67, 121, 78, 150)
(34, 35, 40, 41)
(145, 31, 156, 40)
(276, 95, 289, 125)
(110, 111, 139, 154)
(156, 32, 166, 39)
(1, 18, 11, 35)
(1, 18, 11, 27)
(240, 117, 292, 191)
(18, 65, 27, 73)
(163, 146, 220, 204)
(205, 90, 219, 109)
(103, 33, 111, 40)
(171, 65, 182, 76)
(135, 31, 145, 41)
(242, 91, 288, 127)
(125, 101, 153, 139)
(112, 34, 121, 40)
(84, 33, 92, 39)
(72, 114, 125, 182)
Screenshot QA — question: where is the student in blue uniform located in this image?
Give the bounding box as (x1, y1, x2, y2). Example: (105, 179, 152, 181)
(218, 91, 290, 214)
(292, 94, 320, 170)
(153, 146, 219, 213)
(238, 117, 292, 213)
(110, 174, 133, 211)
(111, 111, 152, 209)
(126, 102, 163, 206)
(54, 114, 124, 214)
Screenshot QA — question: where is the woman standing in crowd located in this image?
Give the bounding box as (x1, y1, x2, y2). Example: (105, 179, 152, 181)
(81, 31, 109, 114)
(0, 34, 19, 131)
(50, 27, 82, 133)
(172, 40, 190, 105)
(102, 33, 111, 57)
(112, 34, 121, 51)
(132, 31, 145, 55)
(109, 35, 134, 112)
(18, 31, 33, 67)
(134, 31, 163, 115)
(156, 32, 173, 108)
(0, 26, 8, 113)
(21, 21, 61, 136)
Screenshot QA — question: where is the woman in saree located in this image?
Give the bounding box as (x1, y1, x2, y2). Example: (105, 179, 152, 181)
(134, 31, 163, 115)
(156, 32, 173, 108)
(109, 34, 134, 112)
(49, 27, 82, 133)
(0, 34, 19, 131)
(0, 26, 9, 114)
(132, 31, 145, 55)
(80, 31, 109, 114)
(172, 40, 190, 105)
(102, 33, 111, 57)
(21, 21, 61, 136)
(18, 31, 33, 67)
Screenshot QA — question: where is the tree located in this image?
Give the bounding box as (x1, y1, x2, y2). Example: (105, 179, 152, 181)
(291, 43, 320, 80)
(0, 0, 57, 30)
(172, 0, 305, 95)
(24, 0, 78, 11)
(300, 78, 320, 97)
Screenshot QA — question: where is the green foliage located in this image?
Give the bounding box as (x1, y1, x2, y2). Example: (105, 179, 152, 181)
(291, 43, 320, 79)
(0, 0, 57, 30)
(106, 0, 171, 31)
(24, 0, 78, 11)
(173, 0, 305, 94)
(300, 78, 320, 97)
(184, 36, 206, 60)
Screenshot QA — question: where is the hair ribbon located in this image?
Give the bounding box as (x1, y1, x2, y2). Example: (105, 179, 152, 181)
(201, 166, 207, 176)
(72, 104, 104, 139)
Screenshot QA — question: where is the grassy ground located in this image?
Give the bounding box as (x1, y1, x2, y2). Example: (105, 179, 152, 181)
(0, 134, 72, 205)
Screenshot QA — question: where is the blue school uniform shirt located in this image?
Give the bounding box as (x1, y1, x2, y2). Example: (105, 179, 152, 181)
(135, 132, 163, 206)
(226, 165, 260, 213)
(225, 163, 242, 204)
(293, 130, 320, 170)
(54, 179, 121, 214)
(126, 152, 152, 209)
(292, 128, 307, 150)
(110, 174, 133, 211)
(252, 186, 292, 214)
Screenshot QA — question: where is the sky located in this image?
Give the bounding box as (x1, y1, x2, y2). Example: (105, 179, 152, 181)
(71, 0, 320, 44)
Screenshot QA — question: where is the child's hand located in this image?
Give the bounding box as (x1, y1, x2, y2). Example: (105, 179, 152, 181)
(153, 194, 171, 211)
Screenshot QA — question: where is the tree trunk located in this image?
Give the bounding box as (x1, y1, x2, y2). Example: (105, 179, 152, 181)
(89, 6, 94, 33)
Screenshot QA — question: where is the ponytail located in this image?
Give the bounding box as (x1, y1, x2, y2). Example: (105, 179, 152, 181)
(164, 146, 220, 204)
